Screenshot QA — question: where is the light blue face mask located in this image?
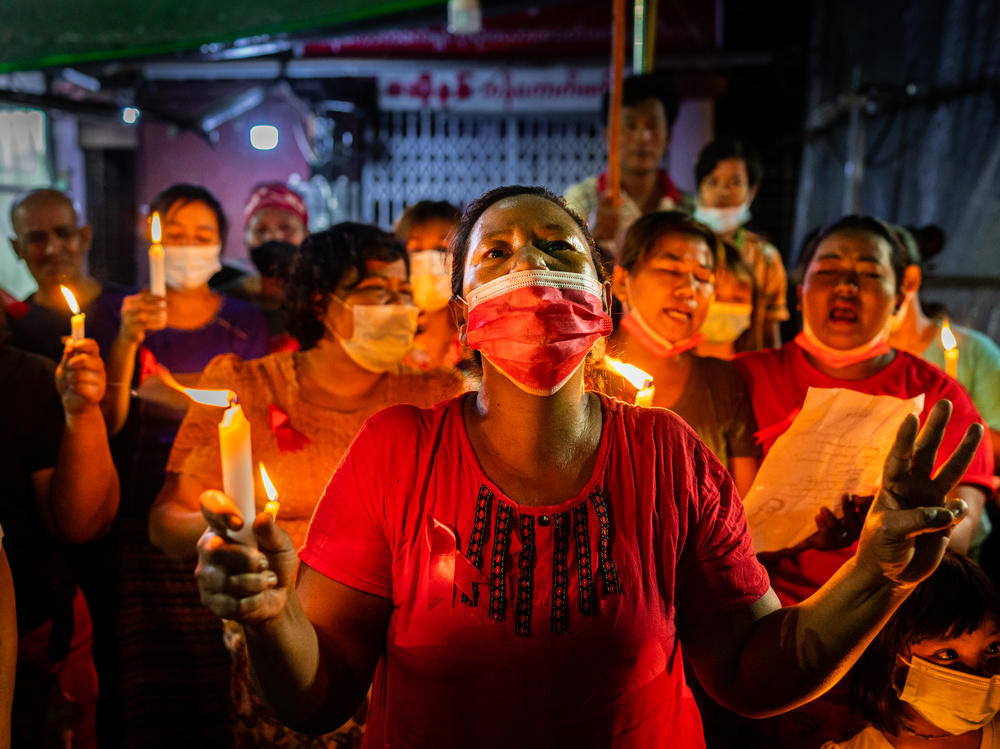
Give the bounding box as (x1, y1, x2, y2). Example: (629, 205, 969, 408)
(693, 203, 752, 235)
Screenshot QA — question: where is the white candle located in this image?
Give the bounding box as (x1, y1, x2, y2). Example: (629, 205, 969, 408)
(60, 285, 85, 341)
(941, 320, 959, 379)
(152, 369, 258, 545)
(149, 212, 166, 297)
(635, 385, 655, 407)
(71, 313, 85, 341)
(219, 402, 256, 547)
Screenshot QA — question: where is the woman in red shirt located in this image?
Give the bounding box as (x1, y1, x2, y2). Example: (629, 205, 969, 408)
(735, 216, 993, 606)
(193, 188, 981, 749)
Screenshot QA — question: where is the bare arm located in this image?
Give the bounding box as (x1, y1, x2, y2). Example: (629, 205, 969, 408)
(36, 339, 120, 544)
(684, 400, 983, 716)
(0, 547, 15, 749)
(195, 492, 391, 732)
(247, 569, 390, 733)
(101, 292, 166, 435)
(150, 472, 214, 560)
(685, 560, 908, 717)
(102, 336, 138, 436)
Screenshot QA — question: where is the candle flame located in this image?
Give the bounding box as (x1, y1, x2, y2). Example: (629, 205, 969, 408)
(940, 320, 957, 352)
(60, 285, 80, 314)
(156, 364, 235, 408)
(604, 357, 653, 390)
(151, 213, 161, 243)
(259, 463, 278, 502)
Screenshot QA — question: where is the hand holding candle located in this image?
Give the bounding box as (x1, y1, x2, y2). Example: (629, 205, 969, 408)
(941, 319, 959, 379)
(55, 337, 107, 414)
(196, 489, 298, 626)
(60, 285, 85, 341)
(149, 212, 166, 297)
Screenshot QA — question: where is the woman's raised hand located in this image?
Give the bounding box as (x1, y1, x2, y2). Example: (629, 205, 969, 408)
(55, 338, 107, 414)
(118, 291, 167, 345)
(195, 490, 299, 625)
(855, 399, 984, 587)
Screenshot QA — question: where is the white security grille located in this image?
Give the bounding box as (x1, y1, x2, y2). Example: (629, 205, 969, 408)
(360, 110, 607, 228)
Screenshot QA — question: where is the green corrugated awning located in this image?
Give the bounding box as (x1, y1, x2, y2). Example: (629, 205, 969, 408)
(1, 0, 445, 72)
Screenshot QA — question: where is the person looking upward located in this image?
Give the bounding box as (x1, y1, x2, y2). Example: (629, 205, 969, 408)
(193, 186, 981, 749)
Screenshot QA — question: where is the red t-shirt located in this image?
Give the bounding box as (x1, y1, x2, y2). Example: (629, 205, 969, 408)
(301, 394, 769, 749)
(735, 342, 995, 605)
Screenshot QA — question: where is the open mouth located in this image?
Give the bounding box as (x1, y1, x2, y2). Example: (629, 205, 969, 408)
(663, 308, 693, 322)
(828, 304, 859, 323)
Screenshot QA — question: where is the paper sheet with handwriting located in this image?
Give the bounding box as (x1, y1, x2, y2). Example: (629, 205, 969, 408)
(742, 387, 924, 553)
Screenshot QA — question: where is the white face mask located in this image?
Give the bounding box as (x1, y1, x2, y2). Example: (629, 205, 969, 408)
(897, 655, 1000, 735)
(409, 250, 452, 312)
(694, 203, 752, 235)
(164, 244, 222, 290)
(701, 300, 753, 344)
(330, 300, 419, 373)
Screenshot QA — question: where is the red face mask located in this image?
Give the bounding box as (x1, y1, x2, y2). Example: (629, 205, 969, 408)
(465, 270, 612, 396)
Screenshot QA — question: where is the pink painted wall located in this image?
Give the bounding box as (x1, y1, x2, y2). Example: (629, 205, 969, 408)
(136, 97, 310, 277)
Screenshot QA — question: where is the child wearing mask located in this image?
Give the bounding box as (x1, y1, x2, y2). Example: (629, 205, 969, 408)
(824, 551, 1000, 748)
(394, 200, 466, 371)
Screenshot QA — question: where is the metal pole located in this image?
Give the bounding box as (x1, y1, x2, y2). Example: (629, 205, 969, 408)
(843, 94, 866, 214)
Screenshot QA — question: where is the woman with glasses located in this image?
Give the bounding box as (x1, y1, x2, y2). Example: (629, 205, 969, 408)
(152, 223, 463, 748)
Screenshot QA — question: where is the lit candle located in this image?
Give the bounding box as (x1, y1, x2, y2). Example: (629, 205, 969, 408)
(149, 212, 166, 297)
(157, 368, 256, 546)
(60, 285, 85, 341)
(635, 382, 655, 408)
(604, 356, 655, 407)
(259, 462, 280, 519)
(941, 319, 959, 379)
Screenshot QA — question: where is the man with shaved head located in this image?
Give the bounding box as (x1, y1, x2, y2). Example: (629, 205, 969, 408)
(6, 189, 125, 360)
